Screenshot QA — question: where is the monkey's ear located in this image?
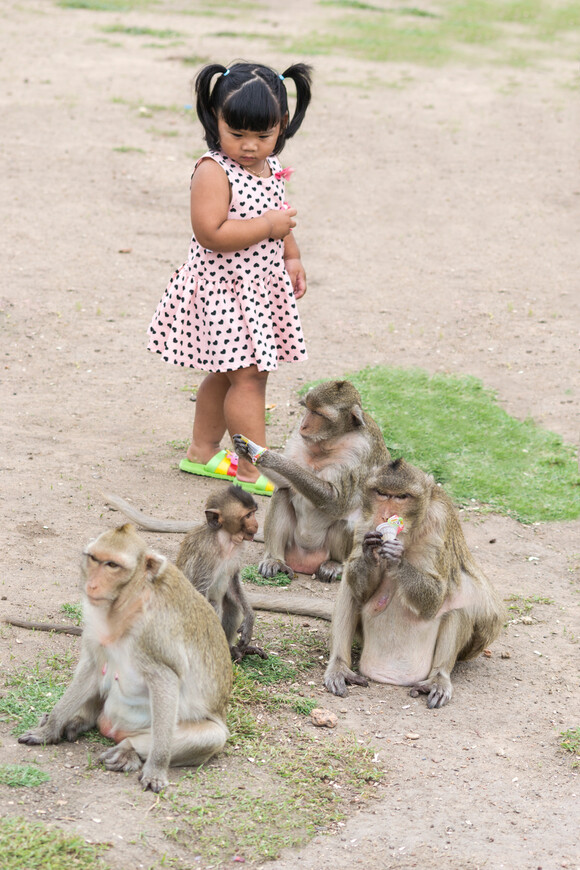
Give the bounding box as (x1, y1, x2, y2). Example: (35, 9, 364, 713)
(205, 509, 223, 530)
(145, 551, 167, 582)
(351, 404, 365, 427)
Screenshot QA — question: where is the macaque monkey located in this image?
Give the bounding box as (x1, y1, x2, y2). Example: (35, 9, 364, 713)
(323, 459, 505, 707)
(233, 380, 390, 583)
(18, 524, 232, 792)
(105, 486, 266, 661)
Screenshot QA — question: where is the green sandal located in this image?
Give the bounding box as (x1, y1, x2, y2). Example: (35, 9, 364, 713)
(233, 475, 275, 498)
(179, 449, 238, 480)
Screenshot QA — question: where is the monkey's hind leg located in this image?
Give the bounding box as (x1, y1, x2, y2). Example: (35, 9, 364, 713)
(410, 610, 472, 709)
(101, 719, 230, 791)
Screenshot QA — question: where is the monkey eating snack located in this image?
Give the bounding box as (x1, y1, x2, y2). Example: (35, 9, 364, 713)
(323, 459, 505, 707)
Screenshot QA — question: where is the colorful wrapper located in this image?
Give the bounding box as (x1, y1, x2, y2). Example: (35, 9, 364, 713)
(376, 515, 404, 541)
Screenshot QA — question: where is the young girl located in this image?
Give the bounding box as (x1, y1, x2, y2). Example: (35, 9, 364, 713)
(148, 60, 312, 496)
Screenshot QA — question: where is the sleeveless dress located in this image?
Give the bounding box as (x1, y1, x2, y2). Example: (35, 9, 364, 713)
(147, 150, 308, 373)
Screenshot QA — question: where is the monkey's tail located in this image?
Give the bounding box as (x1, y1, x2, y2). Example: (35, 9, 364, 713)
(247, 592, 333, 622)
(3, 617, 82, 636)
(103, 493, 200, 533)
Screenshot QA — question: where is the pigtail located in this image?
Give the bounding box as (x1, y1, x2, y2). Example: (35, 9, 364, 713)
(280, 63, 313, 139)
(195, 63, 228, 150)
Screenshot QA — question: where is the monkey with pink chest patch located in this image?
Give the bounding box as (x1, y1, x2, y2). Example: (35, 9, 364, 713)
(324, 459, 505, 708)
(233, 380, 390, 583)
(18, 523, 232, 793)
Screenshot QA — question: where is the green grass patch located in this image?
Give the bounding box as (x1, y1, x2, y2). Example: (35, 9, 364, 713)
(60, 602, 83, 625)
(506, 593, 554, 617)
(162, 723, 382, 864)
(0, 660, 70, 735)
(337, 366, 580, 523)
(0, 764, 50, 788)
(101, 25, 182, 38)
(59, 0, 153, 9)
(0, 817, 107, 870)
(242, 564, 292, 586)
(560, 727, 580, 766)
(293, 0, 580, 65)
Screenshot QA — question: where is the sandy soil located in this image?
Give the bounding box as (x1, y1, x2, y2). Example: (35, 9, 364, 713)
(1, 1, 579, 868)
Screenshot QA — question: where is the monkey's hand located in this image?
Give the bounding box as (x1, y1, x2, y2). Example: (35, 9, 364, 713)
(362, 531, 384, 562)
(140, 762, 170, 793)
(233, 433, 268, 465)
(324, 664, 369, 697)
(18, 713, 61, 745)
(378, 538, 404, 567)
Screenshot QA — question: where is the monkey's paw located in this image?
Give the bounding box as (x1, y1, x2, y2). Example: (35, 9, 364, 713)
(139, 764, 169, 793)
(231, 642, 268, 662)
(315, 560, 343, 583)
(410, 674, 453, 708)
(324, 666, 368, 697)
(99, 743, 143, 773)
(18, 726, 57, 746)
(258, 558, 296, 580)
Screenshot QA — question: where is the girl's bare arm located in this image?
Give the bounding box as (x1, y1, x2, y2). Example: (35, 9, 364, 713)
(283, 232, 307, 298)
(190, 159, 296, 252)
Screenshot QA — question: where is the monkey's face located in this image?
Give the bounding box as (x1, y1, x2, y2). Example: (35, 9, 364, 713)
(241, 508, 259, 541)
(365, 461, 429, 530)
(82, 525, 166, 606)
(82, 549, 134, 605)
(298, 401, 331, 441)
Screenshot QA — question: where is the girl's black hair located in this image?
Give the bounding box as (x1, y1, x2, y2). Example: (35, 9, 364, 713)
(195, 61, 312, 156)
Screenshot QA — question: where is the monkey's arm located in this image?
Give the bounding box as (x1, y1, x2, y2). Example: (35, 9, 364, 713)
(393, 559, 447, 620)
(323, 580, 367, 697)
(233, 436, 350, 513)
(226, 575, 267, 661)
(343, 532, 392, 603)
(140, 664, 180, 792)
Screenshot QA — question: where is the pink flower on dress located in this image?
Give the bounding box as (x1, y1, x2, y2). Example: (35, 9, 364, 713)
(274, 166, 295, 181)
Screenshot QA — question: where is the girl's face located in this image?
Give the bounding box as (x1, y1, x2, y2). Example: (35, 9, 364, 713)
(217, 114, 282, 173)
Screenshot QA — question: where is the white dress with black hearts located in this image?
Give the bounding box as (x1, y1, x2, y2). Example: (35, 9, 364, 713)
(147, 150, 308, 372)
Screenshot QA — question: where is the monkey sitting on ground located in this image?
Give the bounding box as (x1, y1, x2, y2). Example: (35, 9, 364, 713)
(322, 459, 505, 707)
(18, 524, 232, 792)
(233, 380, 390, 583)
(104, 486, 266, 661)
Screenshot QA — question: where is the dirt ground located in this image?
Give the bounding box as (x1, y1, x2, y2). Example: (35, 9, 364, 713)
(1, 0, 579, 868)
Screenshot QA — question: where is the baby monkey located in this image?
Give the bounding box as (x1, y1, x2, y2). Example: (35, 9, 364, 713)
(105, 486, 266, 661)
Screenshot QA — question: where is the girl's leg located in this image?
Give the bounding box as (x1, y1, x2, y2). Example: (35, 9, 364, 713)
(223, 366, 269, 483)
(186, 372, 230, 464)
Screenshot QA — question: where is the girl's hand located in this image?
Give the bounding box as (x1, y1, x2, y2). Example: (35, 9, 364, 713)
(284, 258, 307, 298)
(264, 207, 297, 240)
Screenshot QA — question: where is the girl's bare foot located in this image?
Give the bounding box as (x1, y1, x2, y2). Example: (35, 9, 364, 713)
(186, 439, 222, 466)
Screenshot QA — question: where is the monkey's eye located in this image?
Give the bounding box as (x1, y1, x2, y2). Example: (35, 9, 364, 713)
(393, 493, 410, 500)
(104, 561, 122, 570)
(85, 553, 99, 563)
(374, 490, 390, 500)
